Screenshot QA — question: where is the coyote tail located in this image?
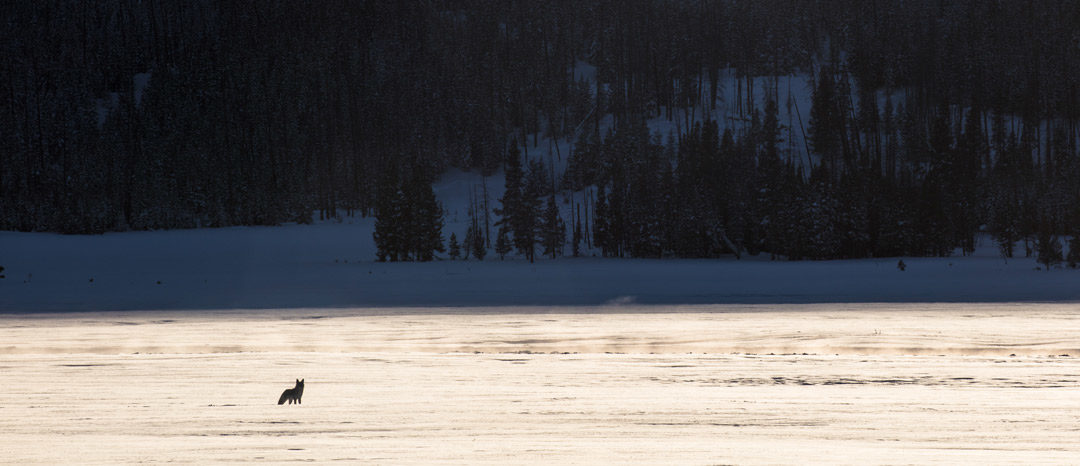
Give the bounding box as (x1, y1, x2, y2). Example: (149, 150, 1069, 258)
(278, 389, 291, 405)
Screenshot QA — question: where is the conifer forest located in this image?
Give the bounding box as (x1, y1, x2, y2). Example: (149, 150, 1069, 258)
(4, 1, 1080, 263)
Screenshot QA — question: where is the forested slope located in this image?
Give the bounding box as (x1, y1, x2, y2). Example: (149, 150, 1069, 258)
(3, 1, 1079, 261)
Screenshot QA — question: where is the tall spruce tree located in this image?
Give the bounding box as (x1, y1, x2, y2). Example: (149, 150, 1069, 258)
(406, 171, 445, 262)
(594, 184, 611, 257)
(808, 67, 843, 178)
(541, 194, 566, 259)
(467, 214, 486, 260)
(518, 159, 546, 262)
(495, 141, 525, 258)
(373, 164, 403, 262)
(495, 227, 511, 260)
(376, 165, 444, 262)
(448, 232, 461, 260)
(1036, 228, 1063, 271)
(1067, 236, 1080, 269)
(572, 203, 582, 257)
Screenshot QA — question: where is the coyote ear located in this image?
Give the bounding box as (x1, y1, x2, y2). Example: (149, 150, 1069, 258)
(296, 378, 300, 383)
(300, 379, 304, 383)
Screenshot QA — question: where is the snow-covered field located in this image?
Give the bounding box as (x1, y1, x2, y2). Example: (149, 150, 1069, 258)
(3, 206, 1080, 463)
(3, 305, 1080, 464)
(2, 219, 1079, 312)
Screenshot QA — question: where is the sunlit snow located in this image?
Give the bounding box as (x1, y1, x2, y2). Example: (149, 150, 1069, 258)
(2, 305, 1080, 464)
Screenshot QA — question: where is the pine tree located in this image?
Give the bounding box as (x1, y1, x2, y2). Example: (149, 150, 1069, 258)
(517, 158, 546, 262)
(757, 99, 788, 255)
(993, 215, 1019, 259)
(468, 216, 486, 260)
(990, 132, 1024, 259)
(1036, 229, 1063, 271)
(572, 204, 582, 257)
(594, 184, 611, 257)
(1067, 236, 1080, 269)
(463, 225, 475, 259)
(808, 68, 843, 178)
(404, 170, 445, 262)
(448, 232, 461, 260)
(951, 108, 983, 256)
(373, 164, 403, 262)
(495, 141, 526, 258)
(495, 227, 511, 260)
(541, 194, 565, 259)
(760, 99, 781, 162)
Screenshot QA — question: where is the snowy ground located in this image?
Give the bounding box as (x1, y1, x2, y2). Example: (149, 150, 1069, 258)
(2, 219, 1079, 312)
(3, 199, 1080, 464)
(2, 305, 1080, 464)
(6, 60, 1077, 462)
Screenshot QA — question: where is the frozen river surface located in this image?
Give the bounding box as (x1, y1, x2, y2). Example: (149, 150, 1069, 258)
(3, 303, 1080, 464)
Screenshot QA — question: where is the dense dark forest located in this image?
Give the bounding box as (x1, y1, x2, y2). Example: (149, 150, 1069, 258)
(3, 1, 1080, 263)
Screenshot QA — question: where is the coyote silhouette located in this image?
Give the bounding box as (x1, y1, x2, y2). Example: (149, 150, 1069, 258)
(277, 379, 304, 405)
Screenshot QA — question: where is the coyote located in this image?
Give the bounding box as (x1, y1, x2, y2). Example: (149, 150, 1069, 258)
(277, 379, 304, 405)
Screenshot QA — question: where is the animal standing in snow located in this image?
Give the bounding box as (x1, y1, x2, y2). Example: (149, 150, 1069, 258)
(278, 378, 304, 405)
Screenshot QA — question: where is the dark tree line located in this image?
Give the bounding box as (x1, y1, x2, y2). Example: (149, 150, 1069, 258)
(3, 1, 1080, 265)
(578, 81, 1080, 261)
(373, 161, 444, 262)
